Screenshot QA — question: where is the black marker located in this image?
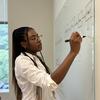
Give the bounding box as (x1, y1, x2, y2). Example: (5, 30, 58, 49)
(65, 36, 86, 42)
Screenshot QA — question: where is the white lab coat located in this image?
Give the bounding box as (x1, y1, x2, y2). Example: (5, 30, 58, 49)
(15, 52, 58, 100)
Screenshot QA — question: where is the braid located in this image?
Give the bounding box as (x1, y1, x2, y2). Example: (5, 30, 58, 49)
(12, 27, 29, 100)
(22, 52, 38, 67)
(35, 54, 50, 74)
(22, 52, 50, 100)
(22, 52, 50, 74)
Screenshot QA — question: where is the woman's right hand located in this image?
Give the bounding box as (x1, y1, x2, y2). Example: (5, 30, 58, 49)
(69, 32, 82, 56)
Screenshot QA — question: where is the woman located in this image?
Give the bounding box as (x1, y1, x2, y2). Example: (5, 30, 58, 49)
(12, 26, 82, 100)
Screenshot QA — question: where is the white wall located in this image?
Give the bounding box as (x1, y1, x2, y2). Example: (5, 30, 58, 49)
(95, 0, 100, 100)
(0, 0, 7, 21)
(8, 0, 53, 69)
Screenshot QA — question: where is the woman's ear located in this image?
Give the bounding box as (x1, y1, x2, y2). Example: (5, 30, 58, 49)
(20, 41, 27, 49)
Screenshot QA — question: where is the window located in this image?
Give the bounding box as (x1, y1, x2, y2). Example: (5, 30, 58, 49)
(0, 0, 9, 92)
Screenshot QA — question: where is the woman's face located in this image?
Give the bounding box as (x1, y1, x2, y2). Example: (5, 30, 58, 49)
(25, 28, 42, 54)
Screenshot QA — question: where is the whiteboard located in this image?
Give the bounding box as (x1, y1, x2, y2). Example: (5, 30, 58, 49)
(54, 0, 95, 100)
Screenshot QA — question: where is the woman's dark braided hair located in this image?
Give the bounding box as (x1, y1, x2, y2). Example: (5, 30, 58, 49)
(12, 27, 50, 100)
